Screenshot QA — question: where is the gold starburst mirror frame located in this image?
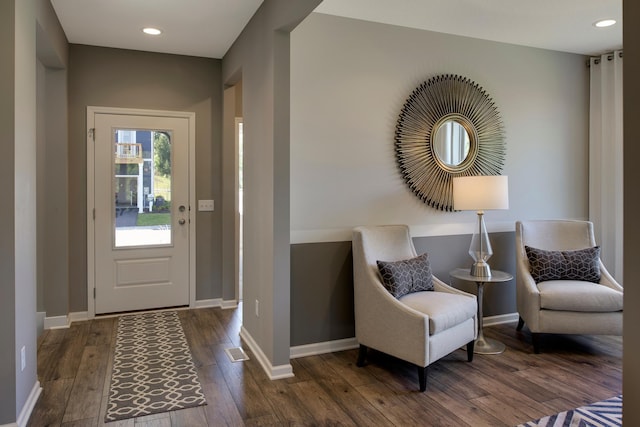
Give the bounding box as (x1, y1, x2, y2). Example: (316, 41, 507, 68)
(395, 74, 505, 211)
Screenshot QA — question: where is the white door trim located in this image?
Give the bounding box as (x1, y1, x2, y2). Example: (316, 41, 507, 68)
(235, 117, 243, 303)
(86, 106, 197, 319)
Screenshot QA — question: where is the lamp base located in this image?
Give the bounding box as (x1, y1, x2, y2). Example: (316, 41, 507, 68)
(470, 261, 492, 277)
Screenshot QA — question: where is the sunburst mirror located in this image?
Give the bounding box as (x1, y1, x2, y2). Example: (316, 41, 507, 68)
(394, 74, 505, 211)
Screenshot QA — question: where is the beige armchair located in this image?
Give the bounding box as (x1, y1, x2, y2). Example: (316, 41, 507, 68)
(515, 220, 623, 353)
(352, 225, 477, 391)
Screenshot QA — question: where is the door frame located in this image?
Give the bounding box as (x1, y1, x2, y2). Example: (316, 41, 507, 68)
(235, 116, 243, 303)
(86, 106, 197, 319)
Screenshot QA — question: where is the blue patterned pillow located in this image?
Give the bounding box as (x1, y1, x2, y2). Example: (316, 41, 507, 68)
(376, 253, 434, 298)
(525, 246, 601, 284)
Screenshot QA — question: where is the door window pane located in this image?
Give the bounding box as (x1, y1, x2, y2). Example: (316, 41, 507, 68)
(114, 129, 172, 247)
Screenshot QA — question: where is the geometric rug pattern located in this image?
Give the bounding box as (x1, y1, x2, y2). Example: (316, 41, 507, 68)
(105, 311, 207, 422)
(517, 395, 622, 427)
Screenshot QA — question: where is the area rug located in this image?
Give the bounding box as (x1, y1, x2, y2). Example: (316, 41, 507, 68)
(105, 311, 207, 422)
(517, 395, 622, 427)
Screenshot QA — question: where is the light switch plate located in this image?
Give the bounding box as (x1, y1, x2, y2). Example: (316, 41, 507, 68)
(198, 199, 214, 211)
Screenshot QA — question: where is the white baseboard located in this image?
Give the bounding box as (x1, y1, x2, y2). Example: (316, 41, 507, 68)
(483, 312, 519, 327)
(44, 311, 90, 330)
(43, 315, 69, 330)
(15, 381, 41, 427)
(290, 337, 359, 359)
(194, 298, 237, 309)
(69, 311, 88, 323)
(221, 299, 238, 309)
(239, 326, 294, 380)
(194, 298, 222, 309)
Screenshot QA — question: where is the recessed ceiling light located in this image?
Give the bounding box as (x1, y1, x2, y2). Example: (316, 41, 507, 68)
(142, 27, 162, 36)
(594, 19, 616, 28)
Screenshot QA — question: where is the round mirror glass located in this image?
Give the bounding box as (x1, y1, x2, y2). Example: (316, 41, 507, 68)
(433, 119, 470, 167)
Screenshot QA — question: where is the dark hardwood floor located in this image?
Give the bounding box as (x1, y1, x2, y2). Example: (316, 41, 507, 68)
(28, 306, 622, 426)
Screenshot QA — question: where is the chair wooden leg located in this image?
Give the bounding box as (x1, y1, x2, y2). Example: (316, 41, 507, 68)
(532, 333, 541, 354)
(417, 365, 428, 392)
(356, 344, 368, 367)
(516, 316, 525, 331)
(467, 340, 475, 362)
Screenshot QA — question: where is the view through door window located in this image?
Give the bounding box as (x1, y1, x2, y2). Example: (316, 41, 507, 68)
(114, 128, 173, 247)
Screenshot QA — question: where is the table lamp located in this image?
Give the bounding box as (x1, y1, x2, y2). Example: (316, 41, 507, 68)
(452, 175, 509, 277)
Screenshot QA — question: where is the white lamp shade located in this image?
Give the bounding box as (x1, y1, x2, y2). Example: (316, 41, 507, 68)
(452, 175, 509, 211)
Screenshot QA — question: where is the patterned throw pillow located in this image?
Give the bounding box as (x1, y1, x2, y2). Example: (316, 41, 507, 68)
(376, 253, 434, 298)
(525, 246, 601, 284)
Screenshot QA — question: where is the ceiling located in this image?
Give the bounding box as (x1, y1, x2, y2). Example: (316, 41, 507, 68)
(51, 0, 622, 59)
(50, 0, 264, 59)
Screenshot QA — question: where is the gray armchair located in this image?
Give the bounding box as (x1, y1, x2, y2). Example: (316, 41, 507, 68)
(515, 220, 623, 353)
(352, 225, 477, 391)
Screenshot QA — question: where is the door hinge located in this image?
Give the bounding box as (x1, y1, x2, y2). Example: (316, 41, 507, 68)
(93, 208, 95, 220)
(89, 128, 95, 141)
(93, 287, 96, 299)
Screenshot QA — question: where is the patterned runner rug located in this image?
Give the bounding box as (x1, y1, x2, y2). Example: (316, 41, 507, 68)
(105, 311, 207, 422)
(517, 395, 622, 427)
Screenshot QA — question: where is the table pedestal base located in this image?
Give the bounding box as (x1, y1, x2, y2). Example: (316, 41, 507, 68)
(474, 336, 505, 355)
(449, 268, 513, 356)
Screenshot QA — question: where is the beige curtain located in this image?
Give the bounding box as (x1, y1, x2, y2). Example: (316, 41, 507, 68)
(589, 50, 623, 281)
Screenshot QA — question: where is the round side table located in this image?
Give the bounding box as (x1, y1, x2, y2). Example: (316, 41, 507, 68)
(449, 268, 513, 355)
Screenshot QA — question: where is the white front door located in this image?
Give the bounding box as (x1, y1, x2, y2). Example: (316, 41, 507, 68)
(88, 108, 193, 314)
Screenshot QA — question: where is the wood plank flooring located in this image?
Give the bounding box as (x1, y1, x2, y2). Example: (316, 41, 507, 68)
(28, 306, 622, 426)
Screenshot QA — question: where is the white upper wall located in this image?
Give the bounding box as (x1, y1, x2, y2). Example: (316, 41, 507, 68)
(290, 13, 589, 243)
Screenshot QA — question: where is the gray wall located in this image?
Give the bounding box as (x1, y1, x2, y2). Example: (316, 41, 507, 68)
(0, 1, 18, 422)
(37, 59, 46, 314)
(41, 64, 69, 317)
(1, 0, 40, 422)
(288, 13, 589, 346)
(2, 0, 68, 422)
(36, 46, 69, 318)
(291, 241, 355, 345)
(290, 13, 589, 239)
(623, 0, 640, 423)
(14, 0, 38, 416)
(221, 0, 321, 368)
(35, 0, 70, 322)
(67, 45, 222, 311)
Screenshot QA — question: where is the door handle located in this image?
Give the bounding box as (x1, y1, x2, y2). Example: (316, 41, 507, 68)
(179, 219, 186, 225)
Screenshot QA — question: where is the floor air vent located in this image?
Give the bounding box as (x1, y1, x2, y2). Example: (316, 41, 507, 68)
(224, 347, 250, 362)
